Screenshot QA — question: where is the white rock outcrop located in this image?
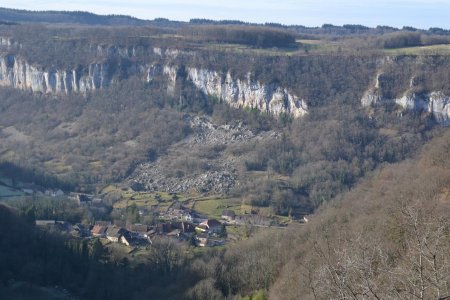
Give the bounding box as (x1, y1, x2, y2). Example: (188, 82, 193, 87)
(187, 68, 308, 117)
(0, 54, 110, 94)
(361, 89, 382, 107)
(361, 73, 384, 107)
(394, 91, 427, 111)
(163, 65, 178, 94)
(428, 91, 450, 123)
(361, 74, 450, 124)
(0, 46, 308, 118)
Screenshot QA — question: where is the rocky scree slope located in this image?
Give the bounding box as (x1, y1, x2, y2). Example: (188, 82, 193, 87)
(129, 115, 280, 194)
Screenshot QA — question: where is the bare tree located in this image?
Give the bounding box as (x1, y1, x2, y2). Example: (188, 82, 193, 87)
(387, 202, 450, 300)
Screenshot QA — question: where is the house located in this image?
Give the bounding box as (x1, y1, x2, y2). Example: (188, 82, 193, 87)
(106, 226, 127, 243)
(173, 221, 196, 236)
(155, 223, 174, 235)
(95, 221, 112, 227)
(120, 231, 151, 247)
(181, 210, 194, 222)
(165, 208, 187, 221)
(299, 216, 309, 223)
(92, 198, 102, 203)
(128, 224, 149, 238)
(55, 189, 64, 197)
(54, 221, 72, 232)
(36, 220, 56, 226)
(70, 193, 93, 205)
(120, 233, 132, 246)
(71, 223, 91, 238)
(45, 189, 64, 197)
(192, 214, 209, 224)
(146, 228, 157, 237)
(36, 220, 72, 233)
(91, 225, 107, 237)
(195, 233, 209, 247)
(22, 188, 34, 195)
(221, 210, 236, 221)
(68, 193, 78, 202)
(114, 220, 126, 228)
(197, 219, 223, 234)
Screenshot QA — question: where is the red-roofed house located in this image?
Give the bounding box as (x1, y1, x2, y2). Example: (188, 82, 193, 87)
(91, 225, 107, 237)
(197, 219, 223, 234)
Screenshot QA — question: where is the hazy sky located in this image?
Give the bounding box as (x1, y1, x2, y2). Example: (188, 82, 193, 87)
(2, 0, 450, 29)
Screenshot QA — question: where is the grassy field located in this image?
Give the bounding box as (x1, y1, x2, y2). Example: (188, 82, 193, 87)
(239, 204, 274, 216)
(103, 184, 291, 224)
(197, 39, 450, 57)
(0, 149, 16, 161)
(0, 282, 75, 300)
(0, 174, 14, 186)
(44, 160, 72, 174)
(0, 175, 26, 198)
(226, 224, 254, 241)
(114, 197, 159, 209)
(384, 44, 450, 55)
(0, 184, 24, 197)
(105, 184, 195, 214)
(193, 196, 241, 218)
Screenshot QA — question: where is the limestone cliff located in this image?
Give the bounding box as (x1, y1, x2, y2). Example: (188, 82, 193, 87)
(0, 44, 308, 117)
(361, 73, 383, 107)
(186, 68, 308, 118)
(147, 65, 308, 117)
(361, 73, 450, 124)
(0, 54, 111, 94)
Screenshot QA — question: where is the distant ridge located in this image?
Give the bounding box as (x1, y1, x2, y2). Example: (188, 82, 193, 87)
(0, 7, 184, 27)
(1, 7, 450, 36)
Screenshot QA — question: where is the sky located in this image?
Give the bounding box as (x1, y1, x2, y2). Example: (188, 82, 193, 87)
(2, 0, 450, 29)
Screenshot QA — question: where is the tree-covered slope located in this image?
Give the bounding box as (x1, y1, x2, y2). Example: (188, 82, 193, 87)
(205, 127, 450, 299)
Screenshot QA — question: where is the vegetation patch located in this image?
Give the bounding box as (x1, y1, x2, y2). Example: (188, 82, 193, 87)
(193, 197, 240, 217)
(383, 43, 450, 55)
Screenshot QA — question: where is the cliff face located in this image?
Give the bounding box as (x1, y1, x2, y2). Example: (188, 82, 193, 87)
(187, 68, 308, 118)
(361, 73, 450, 124)
(0, 44, 308, 117)
(4, 42, 450, 122)
(0, 54, 111, 94)
(147, 65, 308, 117)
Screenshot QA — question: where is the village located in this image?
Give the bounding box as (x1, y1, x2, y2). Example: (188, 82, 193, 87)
(36, 214, 229, 249)
(0, 176, 308, 251)
(29, 186, 310, 252)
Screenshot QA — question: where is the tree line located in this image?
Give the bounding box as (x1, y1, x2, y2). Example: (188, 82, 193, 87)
(178, 25, 297, 48)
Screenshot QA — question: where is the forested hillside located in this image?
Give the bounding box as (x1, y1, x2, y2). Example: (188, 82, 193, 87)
(0, 9, 449, 300)
(1, 22, 447, 213)
(1, 117, 448, 300)
(0, 7, 153, 26)
(193, 117, 450, 300)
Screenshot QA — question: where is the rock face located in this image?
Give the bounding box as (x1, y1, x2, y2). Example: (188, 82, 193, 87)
(186, 68, 308, 118)
(0, 54, 111, 94)
(147, 65, 308, 117)
(361, 73, 450, 124)
(427, 92, 450, 123)
(0, 37, 16, 48)
(361, 89, 382, 107)
(0, 39, 308, 117)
